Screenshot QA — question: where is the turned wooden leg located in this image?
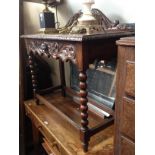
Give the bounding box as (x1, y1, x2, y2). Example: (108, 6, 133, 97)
(79, 71, 89, 152)
(28, 52, 39, 104)
(59, 60, 66, 97)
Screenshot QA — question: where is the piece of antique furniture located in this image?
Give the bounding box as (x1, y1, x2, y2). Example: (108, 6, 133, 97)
(22, 32, 133, 154)
(21, 6, 134, 154)
(114, 37, 135, 155)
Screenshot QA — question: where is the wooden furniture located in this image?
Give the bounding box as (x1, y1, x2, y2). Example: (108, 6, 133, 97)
(23, 32, 133, 152)
(114, 37, 135, 155)
(25, 100, 114, 155)
(22, 32, 134, 154)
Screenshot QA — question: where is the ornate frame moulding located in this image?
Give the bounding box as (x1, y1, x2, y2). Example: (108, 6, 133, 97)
(25, 39, 77, 64)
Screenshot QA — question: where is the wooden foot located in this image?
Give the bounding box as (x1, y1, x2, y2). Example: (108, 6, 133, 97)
(82, 141, 88, 152)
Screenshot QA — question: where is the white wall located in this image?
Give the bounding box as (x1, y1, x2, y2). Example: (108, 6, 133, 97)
(58, 0, 135, 27)
(23, 0, 135, 33)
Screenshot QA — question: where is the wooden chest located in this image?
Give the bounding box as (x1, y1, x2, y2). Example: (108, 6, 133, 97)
(114, 37, 135, 155)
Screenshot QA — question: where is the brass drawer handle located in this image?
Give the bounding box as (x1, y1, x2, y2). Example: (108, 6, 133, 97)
(43, 120, 49, 125)
(38, 125, 42, 130)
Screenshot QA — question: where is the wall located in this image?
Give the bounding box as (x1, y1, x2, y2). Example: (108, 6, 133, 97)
(23, 0, 135, 33)
(23, 0, 135, 86)
(58, 0, 135, 27)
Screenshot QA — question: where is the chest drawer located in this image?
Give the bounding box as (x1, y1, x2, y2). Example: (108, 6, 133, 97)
(42, 138, 69, 155)
(125, 61, 135, 97)
(25, 104, 56, 143)
(25, 103, 69, 155)
(120, 97, 135, 139)
(25, 103, 41, 129)
(42, 138, 61, 155)
(121, 136, 135, 155)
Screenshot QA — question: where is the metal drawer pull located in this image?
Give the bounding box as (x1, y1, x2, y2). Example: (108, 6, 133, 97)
(43, 121, 49, 125)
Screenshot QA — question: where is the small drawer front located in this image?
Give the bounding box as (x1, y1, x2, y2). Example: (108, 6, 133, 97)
(42, 142, 55, 155)
(121, 136, 135, 155)
(43, 138, 61, 155)
(25, 105, 41, 129)
(25, 104, 68, 155)
(26, 106, 56, 144)
(43, 138, 68, 155)
(121, 97, 135, 139)
(125, 62, 135, 97)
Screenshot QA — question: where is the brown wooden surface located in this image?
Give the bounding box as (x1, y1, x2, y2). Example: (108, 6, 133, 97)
(125, 62, 135, 97)
(19, 0, 27, 154)
(42, 137, 61, 155)
(38, 91, 105, 129)
(25, 100, 114, 155)
(21, 32, 134, 42)
(22, 31, 134, 153)
(120, 136, 135, 155)
(32, 123, 40, 155)
(114, 37, 135, 155)
(121, 97, 135, 140)
(59, 60, 66, 96)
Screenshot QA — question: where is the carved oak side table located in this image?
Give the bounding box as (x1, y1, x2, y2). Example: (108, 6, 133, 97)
(22, 32, 133, 153)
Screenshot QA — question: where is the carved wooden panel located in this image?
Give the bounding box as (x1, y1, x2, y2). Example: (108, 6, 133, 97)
(121, 136, 135, 155)
(125, 62, 135, 97)
(121, 97, 135, 139)
(25, 39, 77, 64)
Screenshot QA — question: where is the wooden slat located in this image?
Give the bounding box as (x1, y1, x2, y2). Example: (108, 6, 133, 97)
(37, 85, 62, 95)
(24, 100, 114, 155)
(42, 142, 54, 155)
(90, 117, 114, 136)
(36, 92, 104, 129)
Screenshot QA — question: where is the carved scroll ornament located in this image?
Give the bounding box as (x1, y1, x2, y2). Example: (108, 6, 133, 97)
(58, 8, 134, 34)
(26, 40, 76, 64)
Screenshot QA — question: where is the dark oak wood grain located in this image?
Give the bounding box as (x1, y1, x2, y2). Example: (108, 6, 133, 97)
(22, 32, 134, 153)
(114, 37, 135, 155)
(125, 62, 135, 97)
(120, 136, 135, 155)
(121, 97, 135, 140)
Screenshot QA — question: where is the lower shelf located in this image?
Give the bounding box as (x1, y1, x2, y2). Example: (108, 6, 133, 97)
(25, 98, 114, 155)
(37, 91, 105, 130)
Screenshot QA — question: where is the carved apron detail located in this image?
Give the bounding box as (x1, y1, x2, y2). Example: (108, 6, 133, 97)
(26, 40, 76, 64)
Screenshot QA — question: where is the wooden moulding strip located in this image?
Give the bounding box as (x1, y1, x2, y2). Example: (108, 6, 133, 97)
(89, 116, 114, 137)
(43, 138, 60, 155)
(37, 85, 62, 95)
(42, 142, 55, 155)
(24, 102, 73, 155)
(36, 94, 80, 130)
